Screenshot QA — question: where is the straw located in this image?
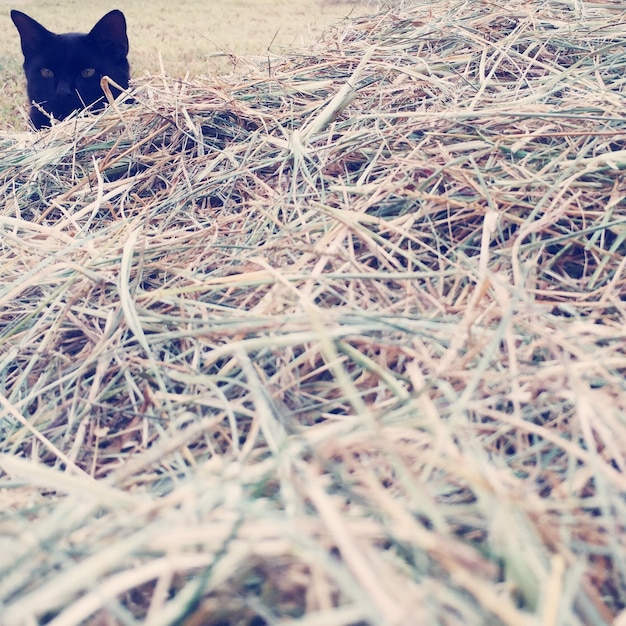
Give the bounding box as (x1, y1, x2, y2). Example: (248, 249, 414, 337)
(1, 1, 626, 623)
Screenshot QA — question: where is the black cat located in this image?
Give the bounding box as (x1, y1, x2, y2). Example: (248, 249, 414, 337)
(11, 10, 130, 129)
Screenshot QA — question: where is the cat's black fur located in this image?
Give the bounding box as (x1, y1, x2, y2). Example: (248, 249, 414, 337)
(11, 10, 130, 129)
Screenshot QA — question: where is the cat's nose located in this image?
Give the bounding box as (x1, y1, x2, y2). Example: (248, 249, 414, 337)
(55, 81, 74, 98)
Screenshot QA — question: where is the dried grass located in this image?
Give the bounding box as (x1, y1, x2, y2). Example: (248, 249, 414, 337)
(1, 0, 626, 624)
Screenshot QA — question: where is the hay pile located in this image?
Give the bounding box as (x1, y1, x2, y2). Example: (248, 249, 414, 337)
(1, 0, 626, 623)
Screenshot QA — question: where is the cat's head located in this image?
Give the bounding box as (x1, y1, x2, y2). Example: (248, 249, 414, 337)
(11, 10, 130, 129)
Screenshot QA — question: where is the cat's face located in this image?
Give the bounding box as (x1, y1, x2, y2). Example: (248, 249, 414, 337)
(11, 10, 130, 129)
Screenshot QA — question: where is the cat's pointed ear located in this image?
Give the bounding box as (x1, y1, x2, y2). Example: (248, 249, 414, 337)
(89, 10, 129, 60)
(11, 10, 53, 58)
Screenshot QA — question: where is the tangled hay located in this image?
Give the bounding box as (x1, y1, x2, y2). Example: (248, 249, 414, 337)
(1, 0, 626, 624)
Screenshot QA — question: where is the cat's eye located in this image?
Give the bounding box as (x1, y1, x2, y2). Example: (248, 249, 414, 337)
(81, 68, 96, 78)
(40, 68, 54, 78)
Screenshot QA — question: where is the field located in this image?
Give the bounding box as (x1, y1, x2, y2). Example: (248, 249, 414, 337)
(1, 0, 626, 625)
(0, 0, 368, 128)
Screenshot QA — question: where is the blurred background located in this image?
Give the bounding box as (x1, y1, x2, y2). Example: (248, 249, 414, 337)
(1, 0, 372, 128)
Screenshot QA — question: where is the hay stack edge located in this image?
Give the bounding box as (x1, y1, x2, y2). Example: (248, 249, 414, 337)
(1, 0, 626, 624)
